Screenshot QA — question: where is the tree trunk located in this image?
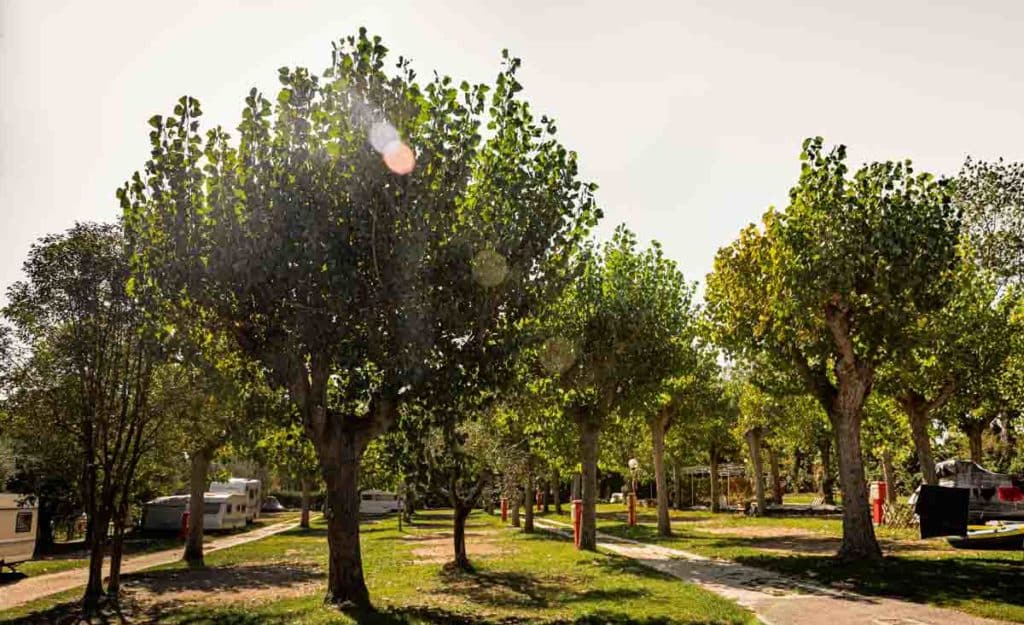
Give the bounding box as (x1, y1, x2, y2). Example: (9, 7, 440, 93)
(672, 463, 682, 510)
(510, 488, 521, 528)
(880, 449, 898, 504)
(318, 429, 371, 608)
(579, 419, 599, 550)
(830, 380, 882, 562)
(34, 502, 54, 557)
(902, 397, 937, 486)
(523, 475, 535, 534)
(106, 504, 128, 598)
(649, 415, 671, 536)
(552, 468, 562, 515)
(709, 447, 721, 513)
(541, 479, 550, 513)
(81, 509, 109, 612)
(962, 419, 986, 463)
(767, 443, 783, 505)
(818, 437, 835, 505)
(452, 504, 472, 570)
(184, 447, 212, 565)
(745, 428, 766, 516)
(300, 477, 312, 529)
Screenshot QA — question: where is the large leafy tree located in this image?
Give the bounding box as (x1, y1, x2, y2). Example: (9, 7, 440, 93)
(2, 223, 168, 610)
(706, 138, 960, 561)
(543, 227, 688, 550)
(122, 31, 596, 606)
(957, 158, 1024, 285)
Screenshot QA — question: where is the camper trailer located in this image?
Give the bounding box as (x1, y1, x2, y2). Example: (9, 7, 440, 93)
(359, 490, 402, 515)
(0, 493, 38, 571)
(935, 459, 1024, 523)
(210, 478, 261, 523)
(142, 492, 248, 531)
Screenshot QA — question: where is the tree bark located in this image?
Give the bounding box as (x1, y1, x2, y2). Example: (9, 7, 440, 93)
(300, 477, 312, 529)
(901, 395, 937, 486)
(745, 427, 766, 516)
(34, 503, 54, 557)
(523, 474, 535, 534)
(510, 488, 521, 528)
(962, 419, 987, 463)
(829, 371, 882, 561)
(81, 508, 109, 612)
(817, 437, 835, 505)
(452, 504, 472, 570)
(767, 443, 783, 505)
(106, 503, 128, 597)
(552, 468, 562, 515)
(709, 446, 721, 512)
(880, 449, 898, 504)
(649, 414, 671, 536)
(184, 447, 212, 565)
(579, 419, 599, 550)
(320, 432, 370, 607)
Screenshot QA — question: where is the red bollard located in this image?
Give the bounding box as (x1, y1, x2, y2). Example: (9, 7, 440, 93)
(870, 481, 887, 525)
(572, 499, 583, 548)
(628, 493, 637, 527)
(179, 511, 190, 540)
(536, 489, 543, 512)
(500, 497, 508, 522)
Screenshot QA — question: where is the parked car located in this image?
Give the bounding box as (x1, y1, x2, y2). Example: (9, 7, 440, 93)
(261, 496, 286, 513)
(359, 490, 402, 515)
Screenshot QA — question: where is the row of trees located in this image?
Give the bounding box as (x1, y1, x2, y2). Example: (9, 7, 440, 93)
(2, 29, 1023, 615)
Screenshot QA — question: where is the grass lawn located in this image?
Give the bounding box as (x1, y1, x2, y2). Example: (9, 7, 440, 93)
(548, 503, 1024, 623)
(1, 509, 757, 625)
(6, 510, 302, 579)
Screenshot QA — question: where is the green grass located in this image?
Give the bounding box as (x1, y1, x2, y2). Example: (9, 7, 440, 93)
(9, 510, 301, 579)
(549, 503, 1024, 623)
(2, 510, 757, 625)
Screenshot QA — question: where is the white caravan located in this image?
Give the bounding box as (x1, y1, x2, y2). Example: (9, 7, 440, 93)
(0, 493, 38, 571)
(359, 490, 402, 515)
(210, 478, 261, 522)
(141, 492, 248, 531)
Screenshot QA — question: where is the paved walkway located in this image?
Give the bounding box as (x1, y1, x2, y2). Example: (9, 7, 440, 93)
(533, 518, 1011, 625)
(0, 516, 309, 612)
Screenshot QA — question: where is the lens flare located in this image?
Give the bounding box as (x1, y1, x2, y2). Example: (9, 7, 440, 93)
(382, 141, 415, 175)
(472, 249, 508, 288)
(369, 121, 399, 153)
(540, 336, 576, 374)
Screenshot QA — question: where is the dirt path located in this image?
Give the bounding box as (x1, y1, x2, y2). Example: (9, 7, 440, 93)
(0, 516, 310, 612)
(533, 518, 1011, 625)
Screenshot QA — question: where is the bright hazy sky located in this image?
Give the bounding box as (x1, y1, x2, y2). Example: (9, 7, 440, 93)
(3, 0, 1024, 302)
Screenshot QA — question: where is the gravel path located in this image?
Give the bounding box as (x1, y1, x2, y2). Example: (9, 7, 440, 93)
(0, 517, 307, 612)
(533, 518, 1011, 625)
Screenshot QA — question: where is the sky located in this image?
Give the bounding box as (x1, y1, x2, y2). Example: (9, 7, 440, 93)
(2, 0, 1024, 303)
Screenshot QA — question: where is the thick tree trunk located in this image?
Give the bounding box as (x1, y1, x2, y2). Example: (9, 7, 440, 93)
(106, 504, 128, 597)
(709, 447, 721, 512)
(881, 449, 898, 504)
(184, 448, 212, 565)
(82, 509, 109, 612)
(300, 477, 312, 529)
(902, 397, 937, 486)
(510, 488, 521, 528)
(818, 437, 835, 505)
(830, 380, 882, 562)
(316, 427, 372, 608)
(745, 428, 767, 516)
(649, 415, 671, 536)
(579, 419, 599, 550)
(552, 468, 562, 515)
(767, 443, 783, 505)
(523, 475, 535, 534)
(542, 479, 550, 513)
(34, 503, 54, 557)
(452, 504, 472, 570)
(962, 419, 986, 463)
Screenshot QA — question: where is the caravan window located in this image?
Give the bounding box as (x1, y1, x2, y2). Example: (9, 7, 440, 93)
(15, 511, 32, 533)
(227, 504, 233, 513)
(361, 493, 373, 501)
(204, 503, 221, 515)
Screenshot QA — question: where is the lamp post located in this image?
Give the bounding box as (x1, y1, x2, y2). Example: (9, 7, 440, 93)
(627, 458, 639, 527)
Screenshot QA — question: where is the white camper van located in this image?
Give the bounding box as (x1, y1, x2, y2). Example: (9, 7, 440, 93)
(210, 478, 261, 523)
(0, 493, 38, 571)
(359, 490, 402, 515)
(142, 492, 248, 531)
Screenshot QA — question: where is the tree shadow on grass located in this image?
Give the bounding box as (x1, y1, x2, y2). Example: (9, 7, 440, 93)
(437, 566, 647, 611)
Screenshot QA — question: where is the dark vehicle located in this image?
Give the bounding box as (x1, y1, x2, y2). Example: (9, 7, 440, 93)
(260, 496, 286, 513)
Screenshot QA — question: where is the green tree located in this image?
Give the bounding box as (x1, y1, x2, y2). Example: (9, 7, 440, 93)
(122, 31, 596, 606)
(543, 227, 689, 549)
(957, 158, 1024, 285)
(706, 138, 960, 561)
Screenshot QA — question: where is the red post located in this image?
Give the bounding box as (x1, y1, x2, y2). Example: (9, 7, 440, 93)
(870, 481, 886, 525)
(500, 497, 508, 522)
(536, 489, 543, 512)
(179, 511, 190, 540)
(572, 499, 583, 548)
(627, 493, 637, 527)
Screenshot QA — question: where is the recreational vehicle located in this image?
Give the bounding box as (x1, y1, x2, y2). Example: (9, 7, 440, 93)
(935, 459, 1024, 523)
(0, 493, 37, 571)
(210, 478, 261, 522)
(359, 490, 402, 515)
(141, 492, 248, 531)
